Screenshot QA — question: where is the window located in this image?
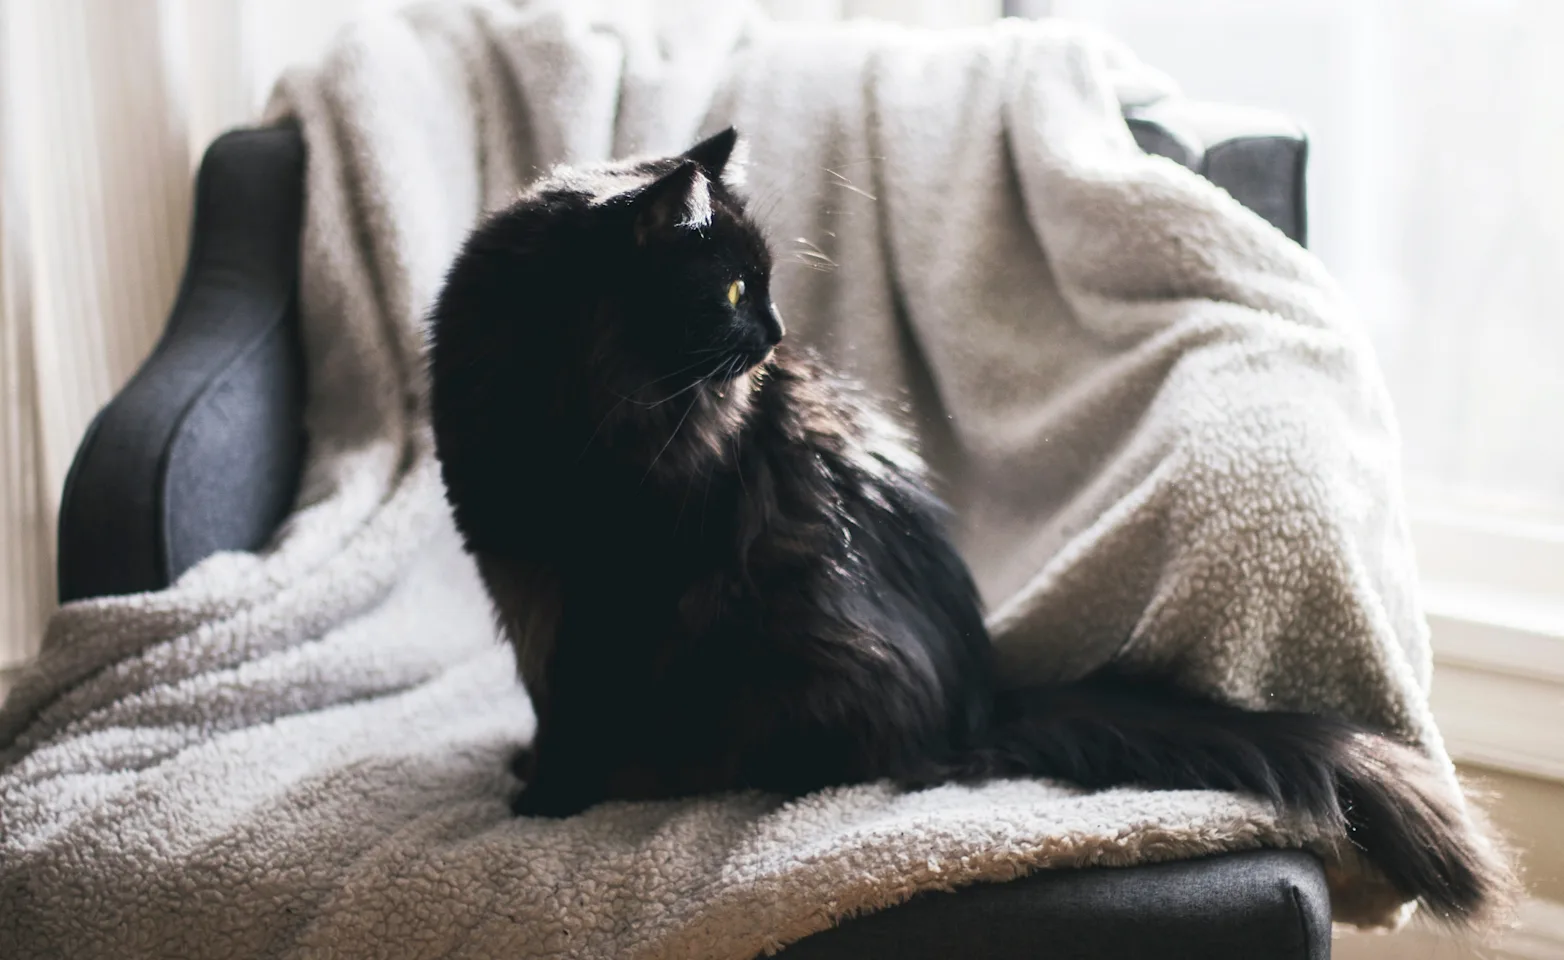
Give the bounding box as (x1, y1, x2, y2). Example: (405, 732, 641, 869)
(1046, 0, 1564, 520)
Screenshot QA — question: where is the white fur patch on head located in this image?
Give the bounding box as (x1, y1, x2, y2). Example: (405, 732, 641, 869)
(722, 135, 749, 190)
(680, 168, 713, 228)
(536, 155, 714, 232)
(548, 162, 653, 205)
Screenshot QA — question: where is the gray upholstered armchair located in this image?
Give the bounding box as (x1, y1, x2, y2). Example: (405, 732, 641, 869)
(56, 100, 1324, 960)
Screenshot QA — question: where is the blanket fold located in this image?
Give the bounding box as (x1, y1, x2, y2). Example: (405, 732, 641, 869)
(1, 2, 1474, 956)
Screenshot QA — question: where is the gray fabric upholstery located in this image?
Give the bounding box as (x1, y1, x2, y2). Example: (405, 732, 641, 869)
(55, 126, 307, 602)
(775, 850, 1330, 960)
(1126, 99, 1309, 245)
(51, 104, 1325, 960)
(1204, 136, 1309, 245)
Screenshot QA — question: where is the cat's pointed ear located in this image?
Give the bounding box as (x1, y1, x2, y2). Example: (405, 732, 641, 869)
(683, 127, 748, 189)
(683, 127, 739, 178)
(632, 160, 712, 244)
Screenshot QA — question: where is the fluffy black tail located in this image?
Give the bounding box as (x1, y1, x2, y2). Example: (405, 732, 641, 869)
(966, 675, 1516, 926)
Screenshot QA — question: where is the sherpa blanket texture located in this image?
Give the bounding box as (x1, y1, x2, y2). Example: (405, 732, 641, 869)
(1, 1, 1462, 956)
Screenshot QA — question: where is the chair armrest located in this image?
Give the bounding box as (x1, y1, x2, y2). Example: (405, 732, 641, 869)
(775, 849, 1330, 960)
(1125, 99, 1309, 246)
(55, 125, 308, 602)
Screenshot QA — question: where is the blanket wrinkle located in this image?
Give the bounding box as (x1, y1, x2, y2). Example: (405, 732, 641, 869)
(1, 1, 1481, 955)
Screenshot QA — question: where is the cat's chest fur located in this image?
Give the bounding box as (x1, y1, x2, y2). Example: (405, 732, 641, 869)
(557, 393, 840, 656)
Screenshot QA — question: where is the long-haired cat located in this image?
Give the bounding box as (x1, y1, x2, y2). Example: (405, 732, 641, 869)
(426, 128, 1512, 924)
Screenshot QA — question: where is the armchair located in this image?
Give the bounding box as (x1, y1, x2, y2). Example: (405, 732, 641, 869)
(55, 101, 1326, 960)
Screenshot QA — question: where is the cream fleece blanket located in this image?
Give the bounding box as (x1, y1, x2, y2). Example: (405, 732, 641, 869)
(1, 2, 1465, 956)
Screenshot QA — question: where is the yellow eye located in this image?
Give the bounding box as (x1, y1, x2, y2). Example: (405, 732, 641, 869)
(727, 279, 745, 306)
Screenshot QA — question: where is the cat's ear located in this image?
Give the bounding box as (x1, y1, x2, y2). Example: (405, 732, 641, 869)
(632, 160, 712, 244)
(684, 127, 747, 189)
(683, 127, 739, 179)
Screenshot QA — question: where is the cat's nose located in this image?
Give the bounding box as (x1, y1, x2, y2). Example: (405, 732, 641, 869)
(766, 302, 786, 344)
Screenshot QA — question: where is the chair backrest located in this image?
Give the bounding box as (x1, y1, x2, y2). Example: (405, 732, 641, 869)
(56, 125, 307, 602)
(55, 103, 1308, 602)
(1125, 99, 1308, 246)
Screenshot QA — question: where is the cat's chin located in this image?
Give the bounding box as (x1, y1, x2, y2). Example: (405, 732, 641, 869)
(714, 347, 775, 385)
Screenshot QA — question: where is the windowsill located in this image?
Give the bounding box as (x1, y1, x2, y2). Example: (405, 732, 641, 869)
(1334, 896, 1564, 959)
(1415, 511, 1564, 785)
(1429, 641, 1564, 784)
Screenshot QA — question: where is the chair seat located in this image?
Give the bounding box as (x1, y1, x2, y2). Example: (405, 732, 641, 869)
(775, 850, 1329, 960)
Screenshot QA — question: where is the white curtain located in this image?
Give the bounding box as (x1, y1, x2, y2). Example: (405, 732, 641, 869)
(3, 0, 1557, 670)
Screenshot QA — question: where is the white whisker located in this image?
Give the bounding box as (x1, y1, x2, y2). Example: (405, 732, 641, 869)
(643, 394, 700, 484)
(824, 168, 877, 201)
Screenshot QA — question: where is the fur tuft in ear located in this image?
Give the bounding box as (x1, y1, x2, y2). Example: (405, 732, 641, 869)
(720, 134, 748, 190)
(633, 160, 713, 243)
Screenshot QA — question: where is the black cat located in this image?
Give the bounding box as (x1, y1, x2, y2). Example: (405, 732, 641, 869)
(426, 127, 1510, 924)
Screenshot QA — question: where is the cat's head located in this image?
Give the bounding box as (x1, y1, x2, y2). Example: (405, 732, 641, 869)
(601, 127, 785, 384)
(447, 127, 782, 384)
(428, 128, 783, 486)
